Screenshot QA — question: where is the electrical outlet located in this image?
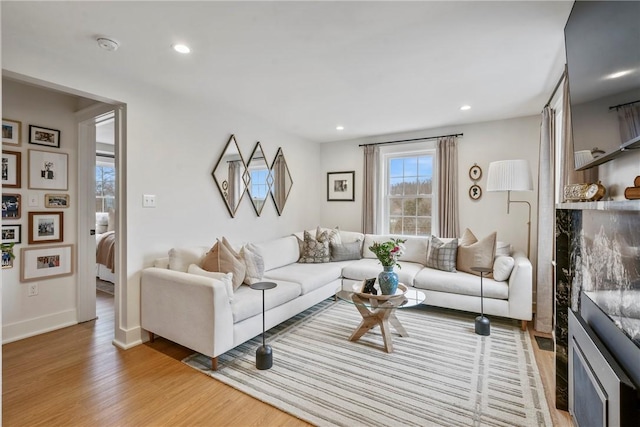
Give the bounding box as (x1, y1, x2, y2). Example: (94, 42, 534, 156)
(28, 283, 38, 297)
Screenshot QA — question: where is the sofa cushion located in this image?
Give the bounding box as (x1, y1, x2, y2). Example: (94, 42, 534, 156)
(493, 256, 515, 282)
(168, 246, 209, 272)
(330, 241, 362, 262)
(187, 264, 235, 302)
(338, 229, 365, 244)
(457, 229, 496, 276)
(299, 230, 330, 263)
(254, 235, 300, 271)
(318, 226, 341, 245)
(362, 234, 429, 264)
(414, 268, 508, 299)
(231, 280, 301, 323)
(201, 238, 246, 290)
(425, 236, 458, 272)
(341, 258, 424, 287)
(263, 261, 346, 294)
(496, 241, 512, 258)
(240, 243, 264, 285)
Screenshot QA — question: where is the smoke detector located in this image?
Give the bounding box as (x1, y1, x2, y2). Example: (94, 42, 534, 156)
(97, 37, 119, 52)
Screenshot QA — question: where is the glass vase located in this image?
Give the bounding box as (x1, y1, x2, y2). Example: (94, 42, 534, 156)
(378, 265, 399, 295)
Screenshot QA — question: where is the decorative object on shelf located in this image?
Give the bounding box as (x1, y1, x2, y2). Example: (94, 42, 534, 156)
(1, 243, 15, 269)
(2, 119, 22, 146)
(563, 182, 606, 202)
(2, 224, 22, 244)
(487, 159, 533, 257)
(29, 125, 60, 148)
(2, 150, 21, 188)
(212, 135, 247, 217)
(624, 176, 640, 200)
(327, 171, 355, 201)
(28, 149, 68, 190)
(471, 266, 492, 336)
(270, 147, 293, 216)
(28, 211, 64, 244)
(246, 142, 271, 216)
(250, 281, 277, 370)
(44, 194, 70, 208)
(2, 193, 21, 219)
(21, 244, 74, 282)
(469, 163, 482, 181)
(469, 184, 482, 200)
(368, 237, 406, 295)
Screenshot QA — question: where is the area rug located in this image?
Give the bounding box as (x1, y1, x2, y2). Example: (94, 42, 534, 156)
(183, 299, 552, 427)
(96, 279, 114, 295)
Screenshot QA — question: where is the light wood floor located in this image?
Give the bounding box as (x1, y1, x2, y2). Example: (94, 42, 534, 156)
(3, 293, 571, 426)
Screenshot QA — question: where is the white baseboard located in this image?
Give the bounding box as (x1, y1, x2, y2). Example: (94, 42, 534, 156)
(2, 309, 77, 344)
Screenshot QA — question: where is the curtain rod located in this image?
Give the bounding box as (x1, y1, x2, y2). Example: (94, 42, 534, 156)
(544, 69, 566, 108)
(358, 133, 463, 147)
(609, 99, 640, 110)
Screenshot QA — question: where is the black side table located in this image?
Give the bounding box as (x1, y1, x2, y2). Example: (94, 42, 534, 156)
(471, 267, 492, 336)
(250, 281, 277, 370)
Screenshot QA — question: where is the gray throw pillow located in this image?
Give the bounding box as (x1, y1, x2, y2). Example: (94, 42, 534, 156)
(330, 241, 362, 262)
(425, 236, 458, 272)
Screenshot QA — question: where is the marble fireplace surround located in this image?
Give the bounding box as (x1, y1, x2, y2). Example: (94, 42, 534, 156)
(555, 200, 640, 410)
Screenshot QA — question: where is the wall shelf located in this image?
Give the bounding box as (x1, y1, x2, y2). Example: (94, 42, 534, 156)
(556, 200, 640, 211)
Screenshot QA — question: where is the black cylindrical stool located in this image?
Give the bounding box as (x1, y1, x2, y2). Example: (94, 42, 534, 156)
(250, 281, 277, 370)
(471, 267, 492, 336)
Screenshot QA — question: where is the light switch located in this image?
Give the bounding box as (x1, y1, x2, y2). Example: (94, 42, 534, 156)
(142, 194, 156, 208)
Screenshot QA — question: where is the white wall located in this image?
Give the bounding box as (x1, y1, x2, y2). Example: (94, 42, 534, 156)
(598, 150, 640, 200)
(320, 115, 541, 264)
(2, 80, 81, 342)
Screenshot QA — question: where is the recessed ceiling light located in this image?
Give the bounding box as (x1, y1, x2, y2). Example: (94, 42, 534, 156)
(605, 70, 632, 79)
(172, 44, 191, 54)
(460, 105, 471, 111)
(336, 125, 344, 131)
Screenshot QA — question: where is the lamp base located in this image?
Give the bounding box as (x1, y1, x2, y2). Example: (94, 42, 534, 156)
(256, 345, 273, 370)
(475, 315, 491, 336)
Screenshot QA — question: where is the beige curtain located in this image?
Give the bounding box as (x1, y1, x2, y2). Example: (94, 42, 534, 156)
(437, 136, 459, 238)
(617, 102, 640, 143)
(362, 145, 379, 234)
(536, 107, 554, 333)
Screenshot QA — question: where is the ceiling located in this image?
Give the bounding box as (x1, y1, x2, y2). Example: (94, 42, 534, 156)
(1, 1, 574, 143)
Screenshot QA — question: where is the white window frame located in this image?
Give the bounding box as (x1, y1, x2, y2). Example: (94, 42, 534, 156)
(95, 155, 115, 213)
(377, 141, 438, 235)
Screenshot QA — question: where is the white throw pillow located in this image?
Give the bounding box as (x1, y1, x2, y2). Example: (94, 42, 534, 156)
(187, 264, 234, 302)
(493, 256, 515, 282)
(495, 241, 512, 258)
(168, 246, 208, 272)
(107, 209, 116, 232)
(240, 243, 265, 285)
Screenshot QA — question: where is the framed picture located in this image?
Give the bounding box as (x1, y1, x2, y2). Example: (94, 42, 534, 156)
(28, 149, 68, 190)
(29, 125, 60, 148)
(28, 211, 64, 244)
(327, 171, 355, 201)
(469, 164, 482, 181)
(2, 119, 22, 146)
(2, 224, 22, 244)
(21, 244, 74, 282)
(2, 150, 21, 188)
(469, 184, 482, 200)
(2, 194, 21, 219)
(45, 194, 70, 208)
(2, 244, 15, 269)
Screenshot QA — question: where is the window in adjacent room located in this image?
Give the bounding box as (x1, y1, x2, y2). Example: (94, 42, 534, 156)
(96, 156, 115, 213)
(380, 144, 436, 236)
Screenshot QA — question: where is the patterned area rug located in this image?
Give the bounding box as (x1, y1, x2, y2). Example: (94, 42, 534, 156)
(183, 299, 551, 427)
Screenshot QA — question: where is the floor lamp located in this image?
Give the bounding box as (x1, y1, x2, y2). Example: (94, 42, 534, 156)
(486, 159, 533, 258)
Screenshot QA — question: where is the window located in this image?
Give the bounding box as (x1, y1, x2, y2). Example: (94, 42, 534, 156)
(95, 158, 115, 213)
(382, 148, 435, 236)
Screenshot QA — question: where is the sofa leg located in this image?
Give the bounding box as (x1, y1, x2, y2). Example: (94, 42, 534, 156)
(149, 331, 155, 343)
(211, 357, 218, 371)
(521, 320, 527, 331)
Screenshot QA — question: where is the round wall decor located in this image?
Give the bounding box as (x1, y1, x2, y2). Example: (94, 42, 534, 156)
(469, 184, 482, 200)
(469, 164, 482, 181)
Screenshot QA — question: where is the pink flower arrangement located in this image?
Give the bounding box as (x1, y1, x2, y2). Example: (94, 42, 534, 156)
(369, 238, 406, 268)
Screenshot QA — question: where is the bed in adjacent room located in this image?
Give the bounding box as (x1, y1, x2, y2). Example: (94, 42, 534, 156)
(95, 211, 115, 283)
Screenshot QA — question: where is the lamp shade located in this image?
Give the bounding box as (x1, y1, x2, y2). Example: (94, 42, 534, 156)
(486, 160, 533, 192)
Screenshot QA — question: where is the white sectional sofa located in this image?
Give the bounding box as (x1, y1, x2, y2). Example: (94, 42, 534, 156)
(141, 229, 532, 370)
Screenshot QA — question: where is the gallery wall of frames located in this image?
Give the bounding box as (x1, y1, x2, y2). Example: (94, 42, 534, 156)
(2, 118, 74, 281)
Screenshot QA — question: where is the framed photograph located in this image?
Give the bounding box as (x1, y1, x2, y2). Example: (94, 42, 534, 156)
(29, 125, 60, 148)
(2, 119, 22, 146)
(28, 149, 68, 190)
(2, 245, 15, 269)
(2, 194, 21, 219)
(21, 244, 74, 282)
(2, 150, 21, 188)
(469, 164, 482, 181)
(327, 171, 355, 201)
(45, 194, 70, 208)
(469, 184, 482, 200)
(2, 224, 22, 244)
(28, 211, 64, 244)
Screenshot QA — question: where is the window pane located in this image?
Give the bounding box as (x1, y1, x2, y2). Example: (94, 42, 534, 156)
(402, 217, 416, 235)
(389, 177, 404, 195)
(403, 157, 417, 176)
(389, 217, 402, 234)
(416, 217, 431, 236)
(389, 198, 402, 215)
(389, 158, 404, 178)
(418, 178, 432, 195)
(418, 156, 432, 177)
(417, 198, 431, 216)
(402, 198, 417, 216)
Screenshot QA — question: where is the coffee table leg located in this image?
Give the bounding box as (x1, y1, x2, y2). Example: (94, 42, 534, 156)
(388, 311, 409, 337)
(349, 302, 380, 341)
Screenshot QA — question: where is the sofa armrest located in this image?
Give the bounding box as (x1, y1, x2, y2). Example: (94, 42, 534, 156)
(507, 251, 533, 321)
(141, 267, 234, 358)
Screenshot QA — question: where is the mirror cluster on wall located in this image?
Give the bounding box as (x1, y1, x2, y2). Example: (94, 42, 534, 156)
(211, 135, 293, 217)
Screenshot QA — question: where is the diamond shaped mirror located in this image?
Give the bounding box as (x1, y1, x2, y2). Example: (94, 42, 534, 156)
(270, 147, 293, 216)
(247, 142, 271, 216)
(211, 135, 247, 217)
